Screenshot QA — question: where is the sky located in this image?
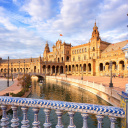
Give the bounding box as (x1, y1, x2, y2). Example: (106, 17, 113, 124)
(0, 0, 128, 59)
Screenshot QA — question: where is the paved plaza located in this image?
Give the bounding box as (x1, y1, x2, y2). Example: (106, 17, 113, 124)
(0, 78, 22, 96)
(0, 79, 14, 91)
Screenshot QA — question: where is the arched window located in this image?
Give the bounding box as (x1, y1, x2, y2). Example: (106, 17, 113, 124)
(66, 56, 69, 62)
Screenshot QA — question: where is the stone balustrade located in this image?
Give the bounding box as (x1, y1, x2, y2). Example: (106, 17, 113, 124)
(47, 76, 121, 106)
(0, 96, 125, 128)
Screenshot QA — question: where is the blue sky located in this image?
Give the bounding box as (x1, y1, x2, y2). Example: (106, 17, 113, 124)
(0, 0, 127, 59)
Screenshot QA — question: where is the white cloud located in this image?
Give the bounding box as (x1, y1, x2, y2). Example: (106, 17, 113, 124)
(0, 7, 17, 30)
(0, 0, 127, 59)
(21, 0, 51, 21)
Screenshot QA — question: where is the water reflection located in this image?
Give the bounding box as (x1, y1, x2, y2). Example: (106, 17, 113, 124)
(32, 79, 110, 105)
(30, 78, 120, 128)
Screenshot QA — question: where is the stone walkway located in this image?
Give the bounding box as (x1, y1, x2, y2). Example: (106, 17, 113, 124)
(60, 75, 127, 92)
(0, 78, 22, 96)
(0, 79, 14, 91)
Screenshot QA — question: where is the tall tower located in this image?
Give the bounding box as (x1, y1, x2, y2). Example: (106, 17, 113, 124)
(90, 21, 101, 59)
(91, 21, 100, 41)
(43, 41, 50, 61)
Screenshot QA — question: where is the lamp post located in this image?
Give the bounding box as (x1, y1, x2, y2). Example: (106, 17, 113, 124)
(81, 64, 83, 80)
(19, 61, 20, 75)
(45, 61, 46, 80)
(24, 60, 25, 75)
(24, 76, 26, 92)
(109, 61, 113, 87)
(11, 62, 13, 81)
(7, 56, 9, 87)
(66, 67, 67, 78)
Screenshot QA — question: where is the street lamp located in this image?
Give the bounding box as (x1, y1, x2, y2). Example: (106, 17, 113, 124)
(24, 76, 26, 92)
(24, 60, 25, 75)
(109, 61, 113, 87)
(66, 67, 67, 78)
(45, 61, 46, 79)
(19, 61, 20, 75)
(7, 56, 9, 87)
(11, 62, 13, 81)
(81, 64, 83, 80)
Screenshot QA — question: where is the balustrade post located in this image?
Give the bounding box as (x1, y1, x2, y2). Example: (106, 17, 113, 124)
(81, 113, 89, 128)
(32, 108, 40, 128)
(21, 106, 29, 128)
(96, 115, 104, 128)
(1, 105, 9, 128)
(43, 108, 51, 128)
(109, 117, 116, 128)
(68, 111, 76, 128)
(55, 110, 64, 128)
(11, 105, 19, 128)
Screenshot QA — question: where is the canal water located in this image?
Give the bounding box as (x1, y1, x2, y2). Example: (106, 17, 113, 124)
(7, 78, 121, 128)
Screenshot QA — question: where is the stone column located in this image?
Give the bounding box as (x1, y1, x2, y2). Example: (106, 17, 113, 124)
(68, 111, 76, 128)
(67, 65, 69, 73)
(96, 115, 104, 128)
(32, 108, 40, 128)
(59, 66, 60, 75)
(125, 59, 127, 77)
(21, 106, 29, 128)
(43, 109, 51, 128)
(46, 66, 48, 74)
(116, 60, 119, 76)
(74, 65, 76, 75)
(71, 64, 72, 74)
(109, 116, 116, 128)
(81, 113, 89, 128)
(51, 67, 53, 75)
(1, 105, 9, 128)
(11, 105, 19, 128)
(86, 62, 88, 75)
(55, 67, 56, 76)
(56, 110, 64, 128)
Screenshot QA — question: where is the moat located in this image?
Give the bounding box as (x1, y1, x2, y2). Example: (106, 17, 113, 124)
(6, 78, 121, 128)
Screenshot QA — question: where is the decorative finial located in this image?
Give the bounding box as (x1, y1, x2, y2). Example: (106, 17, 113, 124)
(95, 19, 96, 26)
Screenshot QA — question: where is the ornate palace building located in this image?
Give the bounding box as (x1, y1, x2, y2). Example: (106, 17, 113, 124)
(0, 22, 128, 77)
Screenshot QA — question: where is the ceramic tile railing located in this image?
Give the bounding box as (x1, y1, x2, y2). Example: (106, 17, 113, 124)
(0, 96, 125, 128)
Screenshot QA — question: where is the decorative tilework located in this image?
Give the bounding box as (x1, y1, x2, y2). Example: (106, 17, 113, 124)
(0, 96, 125, 118)
(119, 92, 127, 128)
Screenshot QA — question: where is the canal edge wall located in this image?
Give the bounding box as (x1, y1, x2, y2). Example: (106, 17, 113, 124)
(46, 76, 121, 107)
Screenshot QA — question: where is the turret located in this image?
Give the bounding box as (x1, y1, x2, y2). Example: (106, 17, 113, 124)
(44, 41, 50, 53)
(91, 21, 100, 41)
(43, 41, 50, 61)
(90, 21, 101, 59)
(39, 55, 42, 62)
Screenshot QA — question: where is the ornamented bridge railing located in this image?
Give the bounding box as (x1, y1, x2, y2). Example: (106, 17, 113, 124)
(0, 96, 125, 128)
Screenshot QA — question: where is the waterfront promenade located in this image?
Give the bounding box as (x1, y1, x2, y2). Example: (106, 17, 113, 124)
(0, 78, 22, 96)
(0, 79, 14, 91)
(60, 75, 127, 92)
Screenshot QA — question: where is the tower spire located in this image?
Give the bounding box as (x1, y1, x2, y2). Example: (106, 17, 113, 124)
(95, 19, 96, 26)
(91, 21, 100, 40)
